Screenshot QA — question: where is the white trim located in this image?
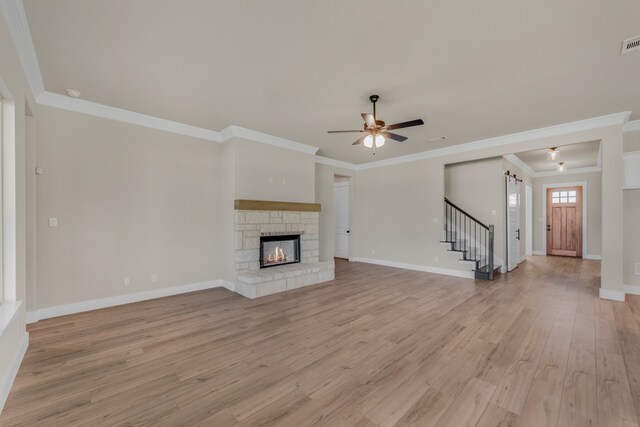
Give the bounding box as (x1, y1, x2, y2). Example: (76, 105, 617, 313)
(584, 254, 602, 260)
(541, 182, 588, 258)
(37, 92, 223, 142)
(0, 0, 44, 98)
(525, 184, 533, 256)
(0, 300, 21, 336)
(503, 154, 536, 177)
(624, 284, 640, 295)
(599, 288, 625, 302)
(533, 166, 601, 178)
(315, 155, 358, 170)
(532, 250, 546, 256)
(0, 332, 28, 414)
(26, 280, 226, 323)
(356, 112, 630, 170)
(333, 181, 350, 188)
(37, 93, 320, 155)
(624, 120, 640, 133)
(597, 141, 602, 169)
(226, 125, 318, 155)
(219, 280, 236, 292)
(351, 257, 475, 279)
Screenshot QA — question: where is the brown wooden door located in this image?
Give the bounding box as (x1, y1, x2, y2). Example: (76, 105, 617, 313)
(546, 187, 582, 257)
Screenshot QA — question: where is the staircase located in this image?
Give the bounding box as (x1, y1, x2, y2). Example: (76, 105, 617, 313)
(440, 198, 499, 280)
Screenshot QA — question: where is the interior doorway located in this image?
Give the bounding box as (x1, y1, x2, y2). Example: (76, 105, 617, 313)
(525, 184, 533, 256)
(333, 176, 350, 259)
(546, 186, 583, 257)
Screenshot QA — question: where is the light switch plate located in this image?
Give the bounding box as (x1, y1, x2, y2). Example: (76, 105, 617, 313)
(48, 217, 58, 227)
(636, 263, 640, 276)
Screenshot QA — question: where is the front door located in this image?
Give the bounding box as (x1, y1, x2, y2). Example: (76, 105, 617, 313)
(546, 187, 582, 257)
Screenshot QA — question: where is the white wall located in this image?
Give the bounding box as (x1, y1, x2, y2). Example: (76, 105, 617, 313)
(233, 138, 316, 203)
(35, 106, 225, 309)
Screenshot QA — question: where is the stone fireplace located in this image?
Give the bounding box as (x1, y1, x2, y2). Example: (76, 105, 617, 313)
(233, 200, 334, 298)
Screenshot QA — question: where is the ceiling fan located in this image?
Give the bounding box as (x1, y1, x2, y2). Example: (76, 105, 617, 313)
(328, 95, 424, 153)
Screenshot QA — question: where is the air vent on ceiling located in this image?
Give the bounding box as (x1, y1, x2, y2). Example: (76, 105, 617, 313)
(621, 35, 640, 55)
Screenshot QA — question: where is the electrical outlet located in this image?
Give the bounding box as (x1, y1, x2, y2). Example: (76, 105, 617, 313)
(123, 277, 131, 286)
(48, 217, 58, 227)
(151, 274, 157, 282)
(434, 256, 439, 262)
(636, 263, 640, 276)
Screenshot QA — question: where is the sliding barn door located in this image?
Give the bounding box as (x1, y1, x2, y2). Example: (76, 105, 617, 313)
(546, 187, 582, 257)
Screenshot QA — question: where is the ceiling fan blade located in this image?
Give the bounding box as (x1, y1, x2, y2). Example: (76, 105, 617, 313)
(352, 134, 368, 145)
(361, 113, 376, 128)
(385, 119, 424, 131)
(381, 132, 408, 142)
(327, 130, 365, 134)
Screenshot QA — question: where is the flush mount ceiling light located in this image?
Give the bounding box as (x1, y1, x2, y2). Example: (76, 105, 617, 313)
(427, 136, 448, 143)
(556, 162, 566, 172)
(65, 89, 82, 98)
(547, 147, 560, 161)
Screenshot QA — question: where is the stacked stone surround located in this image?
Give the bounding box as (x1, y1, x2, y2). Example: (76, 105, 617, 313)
(235, 210, 320, 272)
(234, 209, 334, 299)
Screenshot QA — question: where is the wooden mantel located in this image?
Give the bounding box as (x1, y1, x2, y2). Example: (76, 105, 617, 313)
(234, 199, 321, 212)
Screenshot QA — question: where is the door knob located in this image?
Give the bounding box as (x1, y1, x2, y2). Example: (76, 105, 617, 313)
(346, 230, 350, 233)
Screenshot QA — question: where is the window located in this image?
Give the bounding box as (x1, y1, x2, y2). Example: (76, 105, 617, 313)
(551, 190, 577, 204)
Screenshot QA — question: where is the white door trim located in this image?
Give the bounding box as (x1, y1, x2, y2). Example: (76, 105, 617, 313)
(526, 184, 533, 256)
(541, 181, 588, 257)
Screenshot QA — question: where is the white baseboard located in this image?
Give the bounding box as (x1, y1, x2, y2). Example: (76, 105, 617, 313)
(584, 254, 602, 260)
(0, 332, 29, 414)
(351, 257, 475, 279)
(532, 251, 546, 256)
(219, 280, 236, 292)
(599, 288, 626, 302)
(625, 285, 640, 295)
(27, 280, 228, 324)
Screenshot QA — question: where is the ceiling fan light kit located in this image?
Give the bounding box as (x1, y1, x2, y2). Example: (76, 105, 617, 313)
(328, 94, 424, 154)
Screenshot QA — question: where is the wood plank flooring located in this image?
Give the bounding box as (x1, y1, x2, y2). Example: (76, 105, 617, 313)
(2, 256, 640, 426)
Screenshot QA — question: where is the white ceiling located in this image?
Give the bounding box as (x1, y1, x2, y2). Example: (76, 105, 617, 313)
(23, 0, 640, 164)
(514, 140, 601, 172)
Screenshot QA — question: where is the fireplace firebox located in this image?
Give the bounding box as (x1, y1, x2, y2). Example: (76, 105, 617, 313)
(259, 234, 301, 268)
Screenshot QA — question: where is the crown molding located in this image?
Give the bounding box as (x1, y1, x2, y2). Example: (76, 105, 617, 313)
(226, 125, 318, 155)
(624, 120, 640, 133)
(37, 91, 224, 142)
(315, 156, 358, 170)
(532, 165, 601, 178)
(503, 154, 536, 177)
(0, 0, 44, 99)
(356, 112, 631, 171)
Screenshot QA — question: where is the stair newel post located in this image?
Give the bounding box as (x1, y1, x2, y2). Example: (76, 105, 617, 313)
(488, 225, 495, 280)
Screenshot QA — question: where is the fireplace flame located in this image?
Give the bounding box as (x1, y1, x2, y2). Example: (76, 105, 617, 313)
(266, 246, 287, 264)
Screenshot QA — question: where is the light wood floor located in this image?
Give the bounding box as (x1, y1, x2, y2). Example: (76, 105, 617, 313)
(2, 256, 640, 426)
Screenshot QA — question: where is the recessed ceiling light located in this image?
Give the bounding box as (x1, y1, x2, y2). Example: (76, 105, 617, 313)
(427, 136, 447, 143)
(65, 89, 82, 98)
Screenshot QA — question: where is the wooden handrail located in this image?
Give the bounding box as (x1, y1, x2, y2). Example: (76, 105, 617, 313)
(444, 198, 490, 229)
